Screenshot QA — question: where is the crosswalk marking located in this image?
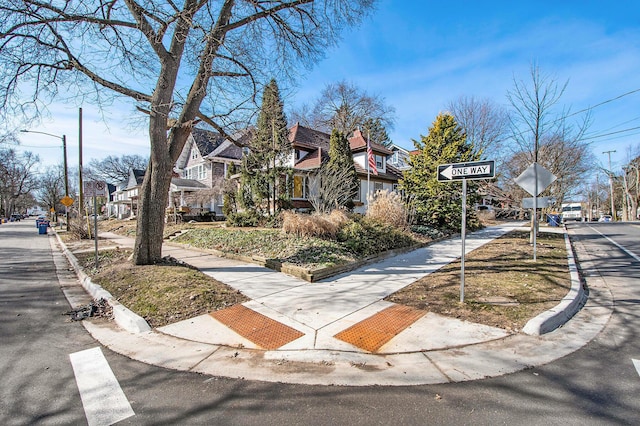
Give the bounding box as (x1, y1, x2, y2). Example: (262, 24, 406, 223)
(69, 347, 135, 426)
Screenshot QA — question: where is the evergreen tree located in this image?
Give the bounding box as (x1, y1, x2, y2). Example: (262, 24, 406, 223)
(401, 113, 480, 230)
(326, 129, 359, 209)
(222, 162, 237, 217)
(362, 117, 392, 147)
(242, 79, 291, 215)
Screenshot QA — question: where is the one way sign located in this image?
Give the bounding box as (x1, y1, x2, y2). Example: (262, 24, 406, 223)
(437, 160, 495, 182)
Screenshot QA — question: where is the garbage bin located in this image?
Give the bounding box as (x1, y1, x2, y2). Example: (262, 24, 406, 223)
(38, 221, 48, 234)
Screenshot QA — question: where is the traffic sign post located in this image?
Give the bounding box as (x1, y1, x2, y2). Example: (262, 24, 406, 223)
(83, 180, 106, 268)
(515, 163, 557, 261)
(438, 160, 496, 302)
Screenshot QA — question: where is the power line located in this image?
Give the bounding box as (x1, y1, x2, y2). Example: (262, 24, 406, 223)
(564, 88, 640, 120)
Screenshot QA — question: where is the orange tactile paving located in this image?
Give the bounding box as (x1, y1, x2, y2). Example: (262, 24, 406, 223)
(210, 305, 304, 350)
(334, 305, 425, 353)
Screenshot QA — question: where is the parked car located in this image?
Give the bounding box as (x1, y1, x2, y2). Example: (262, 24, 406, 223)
(598, 215, 612, 222)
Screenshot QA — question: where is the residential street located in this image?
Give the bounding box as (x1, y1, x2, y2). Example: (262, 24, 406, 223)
(1, 219, 638, 425)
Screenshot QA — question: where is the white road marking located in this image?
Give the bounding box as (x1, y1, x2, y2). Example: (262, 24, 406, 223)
(69, 347, 135, 426)
(633, 359, 640, 377)
(588, 226, 640, 262)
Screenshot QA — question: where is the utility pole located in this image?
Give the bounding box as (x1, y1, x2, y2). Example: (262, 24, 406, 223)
(603, 150, 616, 221)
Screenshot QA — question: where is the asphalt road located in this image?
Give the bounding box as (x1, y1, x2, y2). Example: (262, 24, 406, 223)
(1, 219, 638, 425)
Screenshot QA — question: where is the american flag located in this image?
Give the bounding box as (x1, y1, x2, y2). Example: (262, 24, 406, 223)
(367, 138, 378, 175)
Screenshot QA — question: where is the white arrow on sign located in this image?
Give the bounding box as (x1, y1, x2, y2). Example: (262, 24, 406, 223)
(440, 165, 453, 180)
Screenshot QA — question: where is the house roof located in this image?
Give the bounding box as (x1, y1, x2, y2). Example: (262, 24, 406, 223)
(354, 162, 403, 182)
(289, 123, 330, 151)
(349, 129, 393, 155)
(170, 178, 208, 190)
(295, 147, 328, 170)
(191, 128, 225, 156)
(208, 139, 243, 160)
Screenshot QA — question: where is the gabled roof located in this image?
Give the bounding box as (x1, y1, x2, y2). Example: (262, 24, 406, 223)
(289, 123, 330, 151)
(191, 128, 225, 156)
(348, 129, 393, 155)
(207, 129, 252, 161)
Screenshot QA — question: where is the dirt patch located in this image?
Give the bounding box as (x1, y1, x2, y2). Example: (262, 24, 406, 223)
(74, 248, 249, 328)
(385, 230, 571, 332)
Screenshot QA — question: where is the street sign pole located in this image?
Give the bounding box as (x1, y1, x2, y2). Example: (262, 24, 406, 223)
(460, 179, 467, 302)
(437, 160, 495, 303)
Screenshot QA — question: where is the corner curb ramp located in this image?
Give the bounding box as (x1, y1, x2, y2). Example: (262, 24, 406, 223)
(50, 225, 611, 386)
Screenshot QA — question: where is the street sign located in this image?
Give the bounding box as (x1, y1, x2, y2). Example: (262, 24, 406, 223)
(60, 195, 74, 207)
(84, 180, 107, 197)
(515, 163, 556, 196)
(522, 196, 555, 209)
(437, 160, 495, 181)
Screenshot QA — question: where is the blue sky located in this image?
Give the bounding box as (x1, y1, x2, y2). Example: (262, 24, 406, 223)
(18, 0, 640, 177)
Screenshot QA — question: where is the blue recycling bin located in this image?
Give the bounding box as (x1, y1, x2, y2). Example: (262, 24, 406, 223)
(547, 214, 560, 227)
(38, 221, 49, 234)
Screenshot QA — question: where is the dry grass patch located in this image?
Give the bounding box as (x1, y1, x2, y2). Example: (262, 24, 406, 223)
(386, 231, 572, 332)
(282, 210, 349, 238)
(366, 190, 407, 229)
(75, 248, 248, 328)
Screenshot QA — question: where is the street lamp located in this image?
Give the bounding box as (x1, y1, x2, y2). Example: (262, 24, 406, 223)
(20, 129, 70, 231)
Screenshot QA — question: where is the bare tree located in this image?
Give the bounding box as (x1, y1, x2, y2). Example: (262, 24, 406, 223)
(37, 165, 66, 215)
(308, 163, 358, 214)
(0, 0, 375, 264)
(502, 133, 594, 208)
(295, 80, 395, 135)
(505, 64, 591, 237)
(0, 148, 39, 216)
(87, 154, 148, 184)
(446, 95, 508, 162)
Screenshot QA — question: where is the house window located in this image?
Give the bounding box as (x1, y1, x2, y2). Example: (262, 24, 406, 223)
(292, 175, 309, 199)
(191, 148, 198, 160)
(186, 164, 207, 180)
(375, 155, 384, 169)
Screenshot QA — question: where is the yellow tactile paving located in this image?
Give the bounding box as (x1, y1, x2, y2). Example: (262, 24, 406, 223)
(334, 305, 425, 353)
(210, 305, 304, 350)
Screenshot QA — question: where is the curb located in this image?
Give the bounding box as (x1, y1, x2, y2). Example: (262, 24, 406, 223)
(522, 229, 586, 335)
(52, 231, 151, 334)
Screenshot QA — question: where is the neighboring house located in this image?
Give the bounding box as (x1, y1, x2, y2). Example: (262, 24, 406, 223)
(348, 129, 403, 214)
(172, 127, 248, 216)
(287, 124, 402, 214)
(287, 123, 331, 211)
(386, 143, 412, 171)
(108, 168, 145, 219)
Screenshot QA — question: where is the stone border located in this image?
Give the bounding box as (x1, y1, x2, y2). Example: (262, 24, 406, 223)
(522, 229, 586, 335)
(166, 233, 451, 282)
(52, 231, 151, 334)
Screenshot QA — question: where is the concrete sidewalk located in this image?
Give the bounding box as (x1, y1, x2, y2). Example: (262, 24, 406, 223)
(54, 223, 611, 386)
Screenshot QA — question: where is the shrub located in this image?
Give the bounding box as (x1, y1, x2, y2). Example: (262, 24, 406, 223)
(410, 225, 446, 240)
(337, 216, 415, 256)
(226, 211, 260, 227)
(366, 190, 407, 229)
